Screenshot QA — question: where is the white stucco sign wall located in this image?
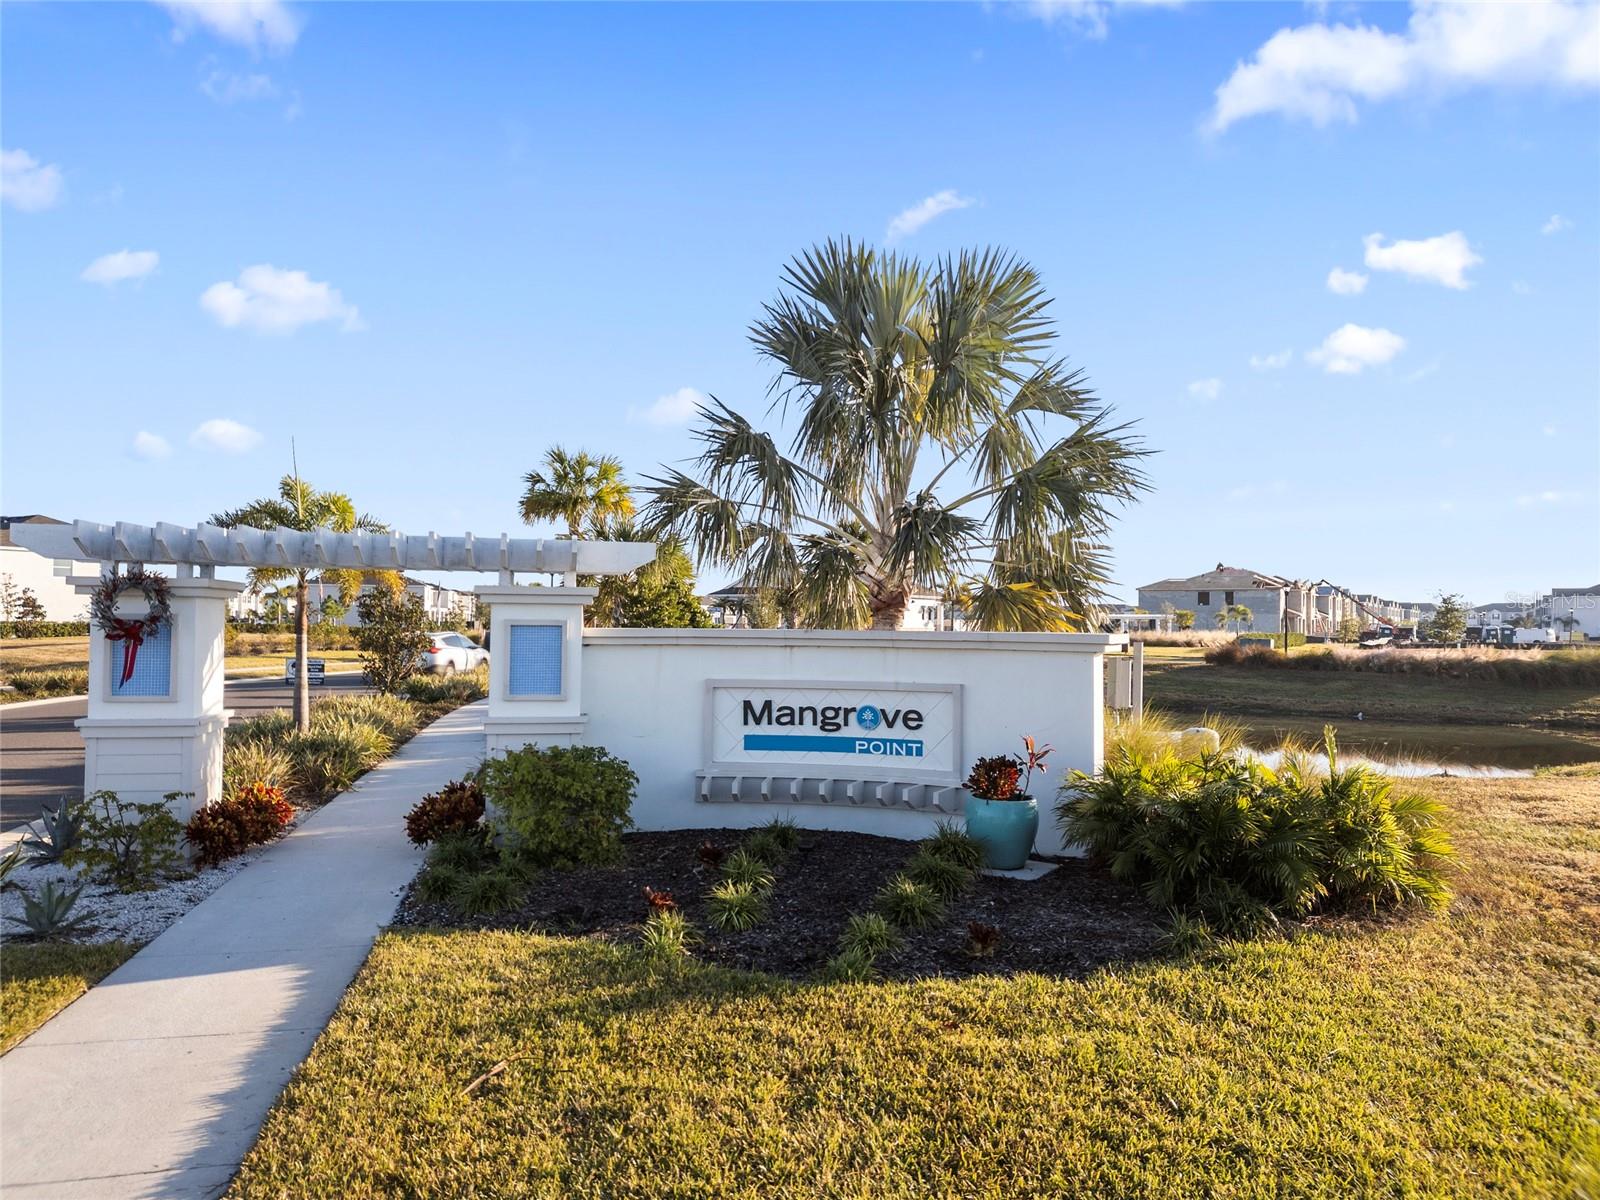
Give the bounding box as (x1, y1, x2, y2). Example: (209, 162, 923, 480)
(706, 680, 961, 781)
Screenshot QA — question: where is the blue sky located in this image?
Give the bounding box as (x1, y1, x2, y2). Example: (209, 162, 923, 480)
(3, 0, 1597, 606)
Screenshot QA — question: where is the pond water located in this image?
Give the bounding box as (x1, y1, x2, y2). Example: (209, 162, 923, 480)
(1161, 711, 1600, 775)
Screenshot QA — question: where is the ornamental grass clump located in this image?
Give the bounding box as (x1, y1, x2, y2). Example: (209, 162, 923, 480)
(838, 912, 899, 957)
(720, 849, 775, 892)
(639, 909, 696, 969)
(743, 817, 801, 866)
(903, 846, 978, 901)
(451, 869, 523, 917)
(874, 876, 945, 929)
(706, 880, 767, 931)
(924, 822, 985, 872)
(1058, 727, 1456, 936)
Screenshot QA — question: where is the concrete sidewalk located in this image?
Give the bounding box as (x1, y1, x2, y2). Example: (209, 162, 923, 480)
(0, 701, 487, 1199)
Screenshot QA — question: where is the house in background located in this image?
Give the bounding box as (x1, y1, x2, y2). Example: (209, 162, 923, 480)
(1547, 586, 1596, 640)
(703, 585, 970, 631)
(0, 514, 98, 621)
(1137, 565, 1326, 635)
(305, 576, 476, 628)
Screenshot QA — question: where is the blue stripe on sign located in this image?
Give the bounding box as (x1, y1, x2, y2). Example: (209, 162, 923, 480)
(743, 734, 925, 758)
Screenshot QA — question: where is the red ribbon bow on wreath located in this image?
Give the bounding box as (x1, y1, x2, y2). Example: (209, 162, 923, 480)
(105, 617, 150, 686)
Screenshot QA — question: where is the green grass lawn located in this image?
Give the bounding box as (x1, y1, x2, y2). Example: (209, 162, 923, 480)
(1, 941, 139, 1053)
(1145, 657, 1600, 731)
(231, 771, 1599, 1198)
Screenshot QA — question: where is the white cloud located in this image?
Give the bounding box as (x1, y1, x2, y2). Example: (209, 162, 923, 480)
(1024, 0, 1185, 39)
(1541, 213, 1573, 234)
(131, 431, 173, 460)
(1207, 0, 1600, 134)
(1307, 323, 1406, 374)
(885, 190, 975, 243)
(1186, 377, 1223, 401)
(1326, 266, 1368, 295)
(631, 386, 705, 427)
(1362, 231, 1481, 289)
(1515, 489, 1586, 508)
(1, 148, 64, 212)
(201, 70, 278, 103)
(82, 249, 160, 286)
(1249, 348, 1292, 370)
(157, 0, 301, 51)
(200, 265, 363, 334)
(189, 418, 263, 454)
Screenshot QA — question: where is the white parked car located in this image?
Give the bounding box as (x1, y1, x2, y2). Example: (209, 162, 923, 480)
(419, 632, 488, 675)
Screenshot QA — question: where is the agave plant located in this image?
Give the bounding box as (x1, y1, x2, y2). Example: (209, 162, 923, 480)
(640, 240, 1148, 630)
(12, 881, 87, 937)
(20, 798, 84, 865)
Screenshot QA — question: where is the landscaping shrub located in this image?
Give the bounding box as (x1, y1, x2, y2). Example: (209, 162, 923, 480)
(903, 846, 977, 901)
(874, 876, 944, 929)
(10, 881, 87, 937)
(0, 620, 90, 638)
(964, 920, 1001, 958)
(64, 791, 184, 891)
(720, 848, 774, 891)
(3, 667, 89, 699)
(404, 779, 486, 845)
(19, 799, 83, 865)
(1204, 642, 1600, 687)
(311, 694, 416, 743)
(838, 912, 899, 957)
(639, 910, 695, 968)
(482, 744, 636, 868)
(415, 864, 467, 904)
(923, 822, 985, 872)
(353, 588, 432, 695)
(427, 829, 496, 874)
(1058, 730, 1456, 934)
(706, 880, 767, 931)
(398, 667, 488, 705)
(819, 945, 878, 983)
(290, 724, 391, 800)
(223, 741, 297, 797)
(742, 817, 801, 865)
(184, 783, 295, 868)
(451, 869, 523, 916)
(226, 710, 296, 749)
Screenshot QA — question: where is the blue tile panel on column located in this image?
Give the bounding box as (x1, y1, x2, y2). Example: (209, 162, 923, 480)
(109, 622, 173, 697)
(507, 623, 563, 696)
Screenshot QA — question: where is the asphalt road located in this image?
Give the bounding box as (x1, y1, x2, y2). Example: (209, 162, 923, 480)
(0, 674, 371, 831)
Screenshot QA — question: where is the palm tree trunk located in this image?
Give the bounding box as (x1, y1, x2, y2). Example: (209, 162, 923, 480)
(868, 579, 909, 631)
(294, 571, 311, 732)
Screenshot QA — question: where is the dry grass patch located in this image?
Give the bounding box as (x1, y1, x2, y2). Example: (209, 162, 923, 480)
(1, 941, 139, 1053)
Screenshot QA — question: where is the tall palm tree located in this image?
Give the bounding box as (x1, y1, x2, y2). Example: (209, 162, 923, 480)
(519, 447, 634, 540)
(639, 240, 1148, 631)
(213, 475, 395, 731)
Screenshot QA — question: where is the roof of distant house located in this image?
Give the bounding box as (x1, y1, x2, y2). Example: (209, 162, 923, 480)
(1139, 563, 1295, 592)
(1552, 585, 1600, 596)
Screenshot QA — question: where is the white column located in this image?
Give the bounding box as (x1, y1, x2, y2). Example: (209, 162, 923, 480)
(474, 585, 596, 758)
(74, 575, 244, 825)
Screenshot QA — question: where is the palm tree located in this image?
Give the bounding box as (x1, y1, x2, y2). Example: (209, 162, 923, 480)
(213, 475, 396, 731)
(640, 241, 1147, 630)
(519, 447, 634, 540)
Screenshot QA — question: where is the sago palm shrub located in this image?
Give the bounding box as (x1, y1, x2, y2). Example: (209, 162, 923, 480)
(1058, 728, 1454, 935)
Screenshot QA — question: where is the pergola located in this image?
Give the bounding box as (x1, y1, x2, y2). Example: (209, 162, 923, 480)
(10, 518, 656, 821)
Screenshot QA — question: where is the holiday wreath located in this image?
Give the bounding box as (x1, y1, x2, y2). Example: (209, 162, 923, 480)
(90, 567, 173, 686)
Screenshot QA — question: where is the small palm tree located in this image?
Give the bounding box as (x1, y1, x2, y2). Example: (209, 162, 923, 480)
(519, 447, 634, 540)
(641, 240, 1147, 630)
(213, 475, 396, 730)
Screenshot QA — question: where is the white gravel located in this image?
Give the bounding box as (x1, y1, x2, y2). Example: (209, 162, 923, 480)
(1, 824, 294, 945)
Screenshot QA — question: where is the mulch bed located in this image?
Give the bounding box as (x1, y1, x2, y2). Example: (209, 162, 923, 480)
(393, 828, 1167, 982)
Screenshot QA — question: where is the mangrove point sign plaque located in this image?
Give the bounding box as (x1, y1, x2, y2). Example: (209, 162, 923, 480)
(705, 679, 962, 781)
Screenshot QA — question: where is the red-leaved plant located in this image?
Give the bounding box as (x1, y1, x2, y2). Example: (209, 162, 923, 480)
(964, 736, 1054, 801)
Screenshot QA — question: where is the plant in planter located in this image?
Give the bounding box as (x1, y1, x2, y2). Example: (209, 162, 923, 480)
(962, 736, 1053, 870)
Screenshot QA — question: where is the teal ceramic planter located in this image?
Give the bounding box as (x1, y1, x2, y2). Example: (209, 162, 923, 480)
(964, 796, 1039, 870)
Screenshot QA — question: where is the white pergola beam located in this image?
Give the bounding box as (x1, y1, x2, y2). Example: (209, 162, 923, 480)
(11, 518, 656, 576)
